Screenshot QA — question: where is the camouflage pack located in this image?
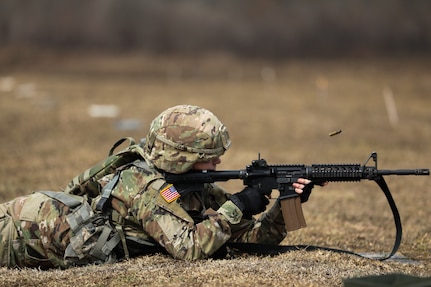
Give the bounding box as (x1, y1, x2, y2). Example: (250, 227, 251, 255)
(63, 137, 146, 198)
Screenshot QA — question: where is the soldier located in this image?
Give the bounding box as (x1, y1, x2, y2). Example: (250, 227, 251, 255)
(0, 104, 317, 269)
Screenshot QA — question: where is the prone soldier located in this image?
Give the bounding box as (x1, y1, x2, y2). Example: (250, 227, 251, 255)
(0, 104, 316, 269)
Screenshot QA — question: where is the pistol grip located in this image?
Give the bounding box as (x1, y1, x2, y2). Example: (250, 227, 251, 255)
(280, 196, 306, 231)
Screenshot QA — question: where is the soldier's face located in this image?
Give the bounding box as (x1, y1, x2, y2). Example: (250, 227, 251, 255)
(192, 157, 222, 171)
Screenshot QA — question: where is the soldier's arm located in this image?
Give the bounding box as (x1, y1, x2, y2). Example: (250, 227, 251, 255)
(229, 199, 287, 245)
(205, 184, 287, 245)
(131, 180, 242, 260)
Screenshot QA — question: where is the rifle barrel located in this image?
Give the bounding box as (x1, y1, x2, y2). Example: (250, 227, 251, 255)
(377, 169, 430, 176)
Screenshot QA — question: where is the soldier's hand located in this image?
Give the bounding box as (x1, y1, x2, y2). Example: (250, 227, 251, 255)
(230, 187, 269, 217)
(293, 178, 328, 203)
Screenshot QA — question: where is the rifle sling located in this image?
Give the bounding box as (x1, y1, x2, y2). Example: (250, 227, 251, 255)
(228, 176, 402, 261)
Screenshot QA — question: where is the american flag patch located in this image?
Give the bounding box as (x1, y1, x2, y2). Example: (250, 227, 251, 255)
(160, 184, 180, 203)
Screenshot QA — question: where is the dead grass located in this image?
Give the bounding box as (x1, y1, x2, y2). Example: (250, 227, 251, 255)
(0, 252, 430, 287)
(0, 52, 430, 286)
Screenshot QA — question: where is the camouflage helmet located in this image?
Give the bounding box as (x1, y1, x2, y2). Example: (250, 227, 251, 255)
(144, 105, 231, 174)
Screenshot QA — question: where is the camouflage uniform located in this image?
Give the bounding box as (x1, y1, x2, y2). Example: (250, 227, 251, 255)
(95, 159, 287, 261)
(0, 105, 288, 268)
(0, 191, 119, 269)
(0, 192, 73, 269)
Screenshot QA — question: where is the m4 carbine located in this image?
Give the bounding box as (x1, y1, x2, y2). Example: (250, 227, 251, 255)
(165, 152, 429, 231)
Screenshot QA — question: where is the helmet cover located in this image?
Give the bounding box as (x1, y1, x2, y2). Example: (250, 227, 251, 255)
(144, 105, 231, 173)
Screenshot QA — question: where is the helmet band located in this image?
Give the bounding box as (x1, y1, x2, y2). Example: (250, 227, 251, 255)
(151, 131, 226, 155)
(147, 123, 230, 156)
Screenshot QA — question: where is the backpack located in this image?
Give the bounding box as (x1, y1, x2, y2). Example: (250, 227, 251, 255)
(59, 137, 165, 264)
(39, 190, 122, 267)
(63, 137, 146, 198)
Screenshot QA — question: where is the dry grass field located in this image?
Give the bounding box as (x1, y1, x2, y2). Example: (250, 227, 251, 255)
(0, 51, 430, 286)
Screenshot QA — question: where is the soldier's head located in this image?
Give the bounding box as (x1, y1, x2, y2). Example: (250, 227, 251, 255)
(143, 105, 231, 174)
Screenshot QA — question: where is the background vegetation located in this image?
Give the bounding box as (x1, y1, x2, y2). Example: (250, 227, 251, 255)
(1, 0, 431, 58)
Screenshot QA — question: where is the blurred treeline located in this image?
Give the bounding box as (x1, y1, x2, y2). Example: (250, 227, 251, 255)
(0, 0, 430, 58)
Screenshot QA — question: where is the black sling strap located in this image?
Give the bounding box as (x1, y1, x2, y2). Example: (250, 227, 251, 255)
(228, 176, 402, 261)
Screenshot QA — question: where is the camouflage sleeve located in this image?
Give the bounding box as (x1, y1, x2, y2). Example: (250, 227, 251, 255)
(203, 184, 287, 245)
(130, 179, 241, 260)
(229, 199, 287, 245)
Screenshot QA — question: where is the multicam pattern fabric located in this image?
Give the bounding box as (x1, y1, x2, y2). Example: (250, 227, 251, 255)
(101, 159, 287, 260)
(0, 192, 74, 269)
(144, 105, 231, 174)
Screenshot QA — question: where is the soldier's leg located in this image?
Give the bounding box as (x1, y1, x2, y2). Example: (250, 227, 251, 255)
(0, 201, 18, 267)
(8, 193, 74, 269)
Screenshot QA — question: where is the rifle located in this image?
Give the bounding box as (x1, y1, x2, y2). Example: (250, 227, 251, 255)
(165, 152, 429, 232)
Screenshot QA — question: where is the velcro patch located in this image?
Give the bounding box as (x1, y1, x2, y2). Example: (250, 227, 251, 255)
(160, 184, 180, 203)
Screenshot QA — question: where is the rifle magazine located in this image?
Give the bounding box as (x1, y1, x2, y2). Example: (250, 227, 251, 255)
(281, 197, 307, 231)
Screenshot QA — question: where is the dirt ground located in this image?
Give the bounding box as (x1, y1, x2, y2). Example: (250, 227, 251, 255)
(0, 52, 430, 286)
